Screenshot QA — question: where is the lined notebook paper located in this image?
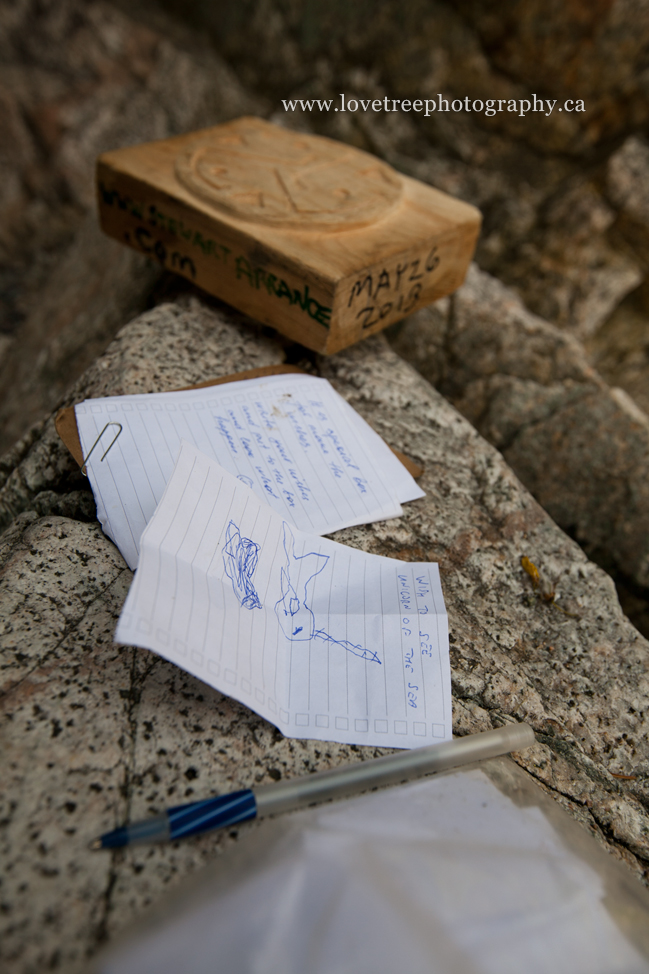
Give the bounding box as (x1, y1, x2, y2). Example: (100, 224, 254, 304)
(75, 373, 424, 570)
(116, 442, 450, 749)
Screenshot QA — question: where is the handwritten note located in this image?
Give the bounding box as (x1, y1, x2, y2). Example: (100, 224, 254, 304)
(75, 373, 424, 569)
(116, 443, 450, 749)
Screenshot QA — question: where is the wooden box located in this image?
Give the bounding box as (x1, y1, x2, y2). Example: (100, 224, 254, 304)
(97, 116, 481, 354)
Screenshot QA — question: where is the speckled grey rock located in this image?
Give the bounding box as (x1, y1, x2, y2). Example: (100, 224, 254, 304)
(2, 304, 649, 972)
(1, 512, 356, 973)
(322, 336, 649, 867)
(389, 264, 649, 590)
(0, 296, 285, 537)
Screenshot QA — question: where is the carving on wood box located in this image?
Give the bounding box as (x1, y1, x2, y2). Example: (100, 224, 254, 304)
(97, 117, 481, 353)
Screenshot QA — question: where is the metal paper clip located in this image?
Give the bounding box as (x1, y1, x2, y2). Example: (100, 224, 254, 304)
(81, 423, 123, 476)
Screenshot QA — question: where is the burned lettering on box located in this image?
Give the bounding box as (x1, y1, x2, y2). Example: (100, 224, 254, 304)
(347, 275, 373, 308)
(348, 246, 438, 329)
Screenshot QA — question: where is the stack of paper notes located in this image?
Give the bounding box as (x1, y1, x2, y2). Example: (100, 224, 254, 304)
(76, 374, 451, 749)
(74, 372, 424, 570)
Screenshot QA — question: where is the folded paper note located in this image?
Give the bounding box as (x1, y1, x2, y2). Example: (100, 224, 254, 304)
(116, 442, 451, 749)
(75, 372, 424, 570)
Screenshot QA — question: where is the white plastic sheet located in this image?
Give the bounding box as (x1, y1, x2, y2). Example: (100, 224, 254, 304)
(101, 769, 649, 974)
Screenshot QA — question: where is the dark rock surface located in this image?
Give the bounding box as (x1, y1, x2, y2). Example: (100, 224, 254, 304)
(587, 285, 649, 420)
(181, 0, 649, 152)
(167, 0, 649, 338)
(389, 264, 649, 592)
(454, 0, 649, 147)
(585, 137, 649, 423)
(0, 0, 263, 453)
(2, 298, 649, 971)
(607, 135, 649, 267)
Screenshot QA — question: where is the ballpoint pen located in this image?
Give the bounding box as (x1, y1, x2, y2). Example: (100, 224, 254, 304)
(92, 722, 535, 850)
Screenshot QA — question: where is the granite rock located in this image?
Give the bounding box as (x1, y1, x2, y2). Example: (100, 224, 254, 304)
(0, 0, 263, 453)
(2, 303, 649, 971)
(203, 0, 647, 153)
(389, 264, 649, 590)
(475, 177, 642, 338)
(0, 0, 260, 274)
(454, 0, 649, 146)
(218, 3, 643, 341)
(586, 283, 649, 418)
(608, 135, 649, 267)
(585, 283, 649, 611)
(0, 220, 161, 455)
(0, 296, 285, 535)
(323, 336, 649, 871)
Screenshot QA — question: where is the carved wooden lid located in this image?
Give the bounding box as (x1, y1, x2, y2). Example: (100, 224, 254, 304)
(173, 116, 403, 231)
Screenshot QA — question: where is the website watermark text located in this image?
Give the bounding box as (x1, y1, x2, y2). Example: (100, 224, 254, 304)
(282, 93, 585, 119)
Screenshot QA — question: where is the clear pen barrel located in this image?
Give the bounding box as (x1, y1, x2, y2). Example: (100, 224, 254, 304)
(254, 724, 534, 818)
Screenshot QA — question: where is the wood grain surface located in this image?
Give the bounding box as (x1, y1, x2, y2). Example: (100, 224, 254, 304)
(96, 117, 481, 353)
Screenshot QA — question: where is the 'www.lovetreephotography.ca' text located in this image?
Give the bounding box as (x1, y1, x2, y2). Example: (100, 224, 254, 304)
(282, 93, 585, 118)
